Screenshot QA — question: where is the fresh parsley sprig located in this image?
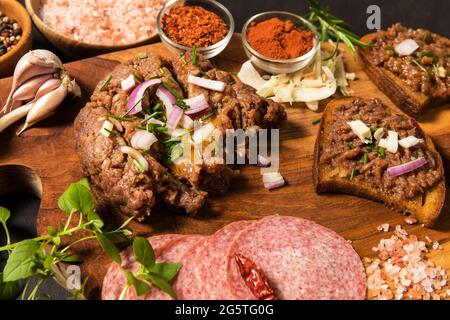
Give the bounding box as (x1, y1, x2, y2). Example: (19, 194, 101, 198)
(0, 179, 133, 300)
(306, 0, 374, 58)
(118, 236, 181, 300)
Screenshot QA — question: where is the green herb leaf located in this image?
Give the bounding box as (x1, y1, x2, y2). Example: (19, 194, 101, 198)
(124, 270, 150, 296)
(3, 240, 40, 282)
(192, 46, 197, 65)
(0, 273, 20, 300)
(378, 147, 386, 159)
(100, 75, 112, 91)
(58, 179, 94, 215)
(87, 210, 104, 230)
(133, 237, 156, 269)
(146, 273, 177, 300)
(349, 168, 356, 181)
(96, 232, 121, 265)
(150, 263, 182, 282)
(312, 118, 321, 125)
(362, 152, 369, 165)
(0, 206, 10, 224)
(345, 142, 355, 149)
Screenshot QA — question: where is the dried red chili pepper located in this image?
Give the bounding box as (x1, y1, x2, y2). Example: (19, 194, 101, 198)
(234, 253, 277, 300)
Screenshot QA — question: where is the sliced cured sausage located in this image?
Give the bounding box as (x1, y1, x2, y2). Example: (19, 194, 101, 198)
(226, 215, 366, 300)
(125, 235, 204, 300)
(174, 221, 254, 300)
(101, 234, 202, 300)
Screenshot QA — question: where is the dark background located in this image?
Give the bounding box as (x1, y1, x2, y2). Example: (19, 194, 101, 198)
(20, 0, 450, 58)
(2, 0, 449, 300)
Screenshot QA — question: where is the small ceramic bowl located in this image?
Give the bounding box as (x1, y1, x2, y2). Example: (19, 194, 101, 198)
(157, 0, 235, 59)
(25, 0, 161, 58)
(0, 0, 32, 77)
(242, 11, 320, 74)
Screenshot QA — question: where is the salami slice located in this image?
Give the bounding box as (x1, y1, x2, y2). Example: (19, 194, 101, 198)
(226, 215, 367, 300)
(125, 235, 205, 300)
(174, 221, 254, 300)
(101, 234, 200, 300)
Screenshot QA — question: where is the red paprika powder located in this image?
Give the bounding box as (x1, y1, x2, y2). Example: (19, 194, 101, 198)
(246, 18, 314, 60)
(162, 6, 229, 48)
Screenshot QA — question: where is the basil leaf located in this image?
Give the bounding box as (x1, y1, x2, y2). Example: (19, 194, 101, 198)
(58, 179, 94, 215)
(150, 263, 182, 282)
(0, 273, 20, 300)
(3, 240, 40, 282)
(0, 206, 10, 224)
(133, 237, 155, 269)
(146, 273, 177, 300)
(96, 232, 121, 265)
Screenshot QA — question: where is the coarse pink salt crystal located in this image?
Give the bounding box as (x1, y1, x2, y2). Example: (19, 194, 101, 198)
(39, 0, 166, 45)
(364, 225, 450, 300)
(405, 217, 418, 225)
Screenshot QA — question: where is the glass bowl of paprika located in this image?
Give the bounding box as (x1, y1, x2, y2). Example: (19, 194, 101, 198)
(242, 11, 320, 74)
(156, 0, 235, 59)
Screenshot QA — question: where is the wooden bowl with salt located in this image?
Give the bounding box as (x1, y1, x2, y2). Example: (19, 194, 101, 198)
(25, 0, 161, 59)
(0, 0, 32, 77)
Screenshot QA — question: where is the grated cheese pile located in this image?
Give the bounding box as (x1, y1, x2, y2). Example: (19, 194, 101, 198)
(365, 225, 449, 300)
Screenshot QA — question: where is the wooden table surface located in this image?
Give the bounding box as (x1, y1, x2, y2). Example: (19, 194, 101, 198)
(0, 34, 449, 299)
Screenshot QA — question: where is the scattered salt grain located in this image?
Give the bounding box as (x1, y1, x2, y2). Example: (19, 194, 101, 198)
(364, 225, 449, 300)
(377, 223, 390, 232)
(405, 217, 418, 225)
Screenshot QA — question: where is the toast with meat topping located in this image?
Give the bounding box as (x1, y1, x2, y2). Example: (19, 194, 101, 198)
(314, 97, 446, 226)
(359, 24, 450, 115)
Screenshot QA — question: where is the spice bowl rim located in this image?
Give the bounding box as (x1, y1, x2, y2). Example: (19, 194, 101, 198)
(0, 0, 33, 75)
(242, 11, 320, 65)
(156, 0, 235, 54)
(24, 0, 161, 58)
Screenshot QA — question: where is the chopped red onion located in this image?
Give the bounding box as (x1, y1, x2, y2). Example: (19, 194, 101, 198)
(410, 118, 425, 139)
(127, 79, 161, 115)
(184, 94, 208, 108)
(131, 130, 158, 150)
(184, 94, 211, 117)
(167, 106, 184, 129)
(188, 74, 226, 92)
(147, 118, 165, 126)
(387, 158, 428, 177)
(156, 86, 176, 109)
(181, 114, 194, 130)
(262, 172, 285, 190)
(121, 74, 136, 93)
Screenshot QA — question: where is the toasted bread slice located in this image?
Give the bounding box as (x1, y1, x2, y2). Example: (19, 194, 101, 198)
(359, 31, 449, 115)
(314, 97, 446, 227)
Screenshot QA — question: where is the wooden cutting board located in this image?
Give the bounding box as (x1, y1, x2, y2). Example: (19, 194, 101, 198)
(1, 34, 450, 299)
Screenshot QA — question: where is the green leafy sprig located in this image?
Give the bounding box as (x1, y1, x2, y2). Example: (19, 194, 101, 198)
(118, 236, 181, 300)
(0, 179, 133, 300)
(306, 0, 374, 58)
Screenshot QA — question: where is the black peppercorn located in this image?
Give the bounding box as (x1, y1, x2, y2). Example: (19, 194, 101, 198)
(0, 12, 22, 56)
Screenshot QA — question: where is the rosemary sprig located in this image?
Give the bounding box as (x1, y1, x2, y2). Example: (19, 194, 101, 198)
(306, 0, 374, 58)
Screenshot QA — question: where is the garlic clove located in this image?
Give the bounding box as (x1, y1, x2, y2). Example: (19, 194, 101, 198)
(27, 49, 63, 69)
(12, 74, 53, 102)
(35, 78, 62, 101)
(17, 83, 68, 136)
(0, 102, 35, 135)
